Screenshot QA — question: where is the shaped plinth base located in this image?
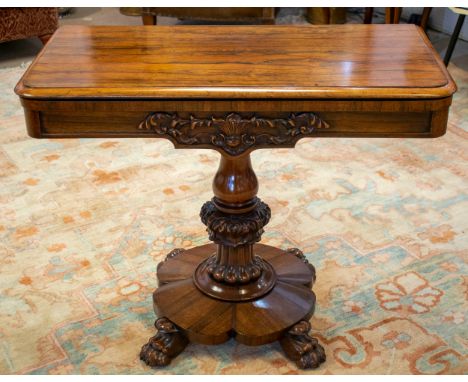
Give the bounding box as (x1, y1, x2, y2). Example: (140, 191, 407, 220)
(140, 243, 325, 369)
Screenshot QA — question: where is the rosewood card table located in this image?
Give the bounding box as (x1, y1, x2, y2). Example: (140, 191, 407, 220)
(15, 25, 456, 369)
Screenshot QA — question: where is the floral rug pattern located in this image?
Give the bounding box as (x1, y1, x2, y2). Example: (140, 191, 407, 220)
(0, 62, 467, 374)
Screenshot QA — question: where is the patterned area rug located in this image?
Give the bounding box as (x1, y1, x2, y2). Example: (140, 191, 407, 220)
(0, 61, 467, 374)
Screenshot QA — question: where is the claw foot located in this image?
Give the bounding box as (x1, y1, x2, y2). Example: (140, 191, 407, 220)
(280, 320, 326, 369)
(140, 317, 189, 367)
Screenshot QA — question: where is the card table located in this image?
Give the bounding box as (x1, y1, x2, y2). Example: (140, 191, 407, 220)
(15, 24, 456, 369)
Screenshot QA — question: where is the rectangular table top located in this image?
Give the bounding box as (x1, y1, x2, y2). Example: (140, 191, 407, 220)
(16, 24, 455, 100)
(15, 24, 456, 143)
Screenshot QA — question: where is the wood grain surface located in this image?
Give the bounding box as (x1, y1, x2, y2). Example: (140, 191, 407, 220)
(153, 244, 317, 346)
(15, 24, 456, 99)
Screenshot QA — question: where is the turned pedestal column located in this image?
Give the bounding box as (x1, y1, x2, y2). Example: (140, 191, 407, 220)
(140, 152, 325, 369)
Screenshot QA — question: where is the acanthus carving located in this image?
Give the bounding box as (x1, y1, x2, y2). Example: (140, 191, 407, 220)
(204, 253, 266, 285)
(200, 199, 271, 247)
(138, 112, 330, 156)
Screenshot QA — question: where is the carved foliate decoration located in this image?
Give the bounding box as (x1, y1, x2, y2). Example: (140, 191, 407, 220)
(200, 199, 271, 247)
(138, 112, 330, 156)
(204, 253, 265, 285)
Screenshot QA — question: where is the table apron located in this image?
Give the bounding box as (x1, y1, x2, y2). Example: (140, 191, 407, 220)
(20, 98, 452, 154)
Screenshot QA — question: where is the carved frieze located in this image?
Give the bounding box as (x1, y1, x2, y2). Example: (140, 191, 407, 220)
(138, 112, 329, 156)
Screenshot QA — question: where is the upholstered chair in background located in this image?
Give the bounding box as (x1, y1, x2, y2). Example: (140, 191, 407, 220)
(0, 7, 58, 45)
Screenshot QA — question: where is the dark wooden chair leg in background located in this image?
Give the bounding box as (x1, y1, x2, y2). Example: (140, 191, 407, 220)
(385, 7, 394, 24)
(420, 7, 432, 31)
(386, 7, 402, 24)
(142, 14, 157, 25)
(444, 13, 466, 66)
(322, 7, 331, 24)
(394, 8, 402, 24)
(364, 7, 373, 24)
(382, 7, 432, 37)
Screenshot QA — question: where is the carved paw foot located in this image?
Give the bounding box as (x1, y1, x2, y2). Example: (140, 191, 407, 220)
(140, 317, 189, 367)
(280, 320, 326, 369)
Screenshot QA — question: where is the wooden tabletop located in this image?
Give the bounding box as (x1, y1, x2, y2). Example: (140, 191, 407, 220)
(16, 24, 455, 100)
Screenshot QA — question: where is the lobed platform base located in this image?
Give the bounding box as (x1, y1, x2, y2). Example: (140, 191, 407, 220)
(140, 244, 326, 369)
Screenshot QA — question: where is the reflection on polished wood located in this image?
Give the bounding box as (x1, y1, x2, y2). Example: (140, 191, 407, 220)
(15, 24, 456, 369)
(16, 24, 455, 99)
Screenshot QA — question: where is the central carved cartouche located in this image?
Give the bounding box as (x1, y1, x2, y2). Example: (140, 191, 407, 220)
(138, 112, 330, 156)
